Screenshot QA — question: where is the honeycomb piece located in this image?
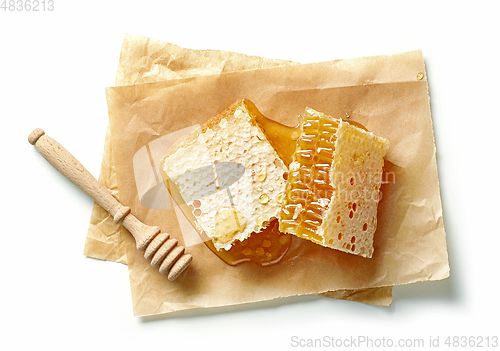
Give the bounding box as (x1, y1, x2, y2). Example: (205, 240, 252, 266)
(279, 108, 389, 258)
(161, 99, 288, 251)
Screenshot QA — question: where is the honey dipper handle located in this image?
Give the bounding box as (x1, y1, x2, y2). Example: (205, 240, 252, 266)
(28, 128, 159, 251)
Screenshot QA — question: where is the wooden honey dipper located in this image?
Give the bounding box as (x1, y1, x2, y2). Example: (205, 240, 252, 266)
(28, 128, 192, 281)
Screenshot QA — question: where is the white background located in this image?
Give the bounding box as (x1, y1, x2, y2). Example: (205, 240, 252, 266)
(2, 1, 499, 350)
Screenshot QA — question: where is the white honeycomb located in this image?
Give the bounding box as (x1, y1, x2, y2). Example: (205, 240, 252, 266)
(162, 99, 288, 250)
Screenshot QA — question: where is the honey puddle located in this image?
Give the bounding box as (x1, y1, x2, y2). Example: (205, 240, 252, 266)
(204, 218, 291, 266)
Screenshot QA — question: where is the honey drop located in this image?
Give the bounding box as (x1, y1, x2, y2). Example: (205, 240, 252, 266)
(256, 166, 267, 182)
(256, 215, 269, 228)
(258, 193, 269, 204)
(276, 192, 285, 204)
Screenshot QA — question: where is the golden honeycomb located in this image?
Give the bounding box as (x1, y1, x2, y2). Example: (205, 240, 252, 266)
(279, 108, 389, 258)
(279, 110, 338, 242)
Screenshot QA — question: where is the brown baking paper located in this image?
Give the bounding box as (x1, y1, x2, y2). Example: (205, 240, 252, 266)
(84, 35, 296, 265)
(98, 39, 449, 316)
(85, 35, 394, 308)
